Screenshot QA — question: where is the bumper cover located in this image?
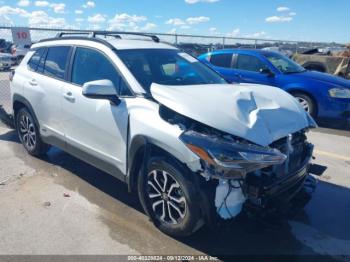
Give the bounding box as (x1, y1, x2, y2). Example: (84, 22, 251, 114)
(245, 144, 316, 214)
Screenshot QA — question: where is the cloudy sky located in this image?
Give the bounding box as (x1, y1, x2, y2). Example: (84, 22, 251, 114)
(0, 0, 348, 43)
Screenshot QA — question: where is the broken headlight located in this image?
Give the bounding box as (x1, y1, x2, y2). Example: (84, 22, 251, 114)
(180, 130, 287, 178)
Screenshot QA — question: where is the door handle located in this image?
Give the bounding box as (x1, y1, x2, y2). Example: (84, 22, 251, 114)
(63, 91, 75, 102)
(28, 79, 37, 86)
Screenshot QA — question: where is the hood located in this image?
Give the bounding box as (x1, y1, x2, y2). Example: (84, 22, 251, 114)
(151, 83, 316, 147)
(293, 70, 350, 88)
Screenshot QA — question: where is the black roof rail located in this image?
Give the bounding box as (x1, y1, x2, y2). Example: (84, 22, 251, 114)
(54, 31, 160, 43)
(55, 32, 92, 38)
(38, 36, 117, 50)
(91, 31, 160, 43)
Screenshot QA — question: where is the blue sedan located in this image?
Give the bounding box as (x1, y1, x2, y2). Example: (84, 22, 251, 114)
(198, 49, 350, 121)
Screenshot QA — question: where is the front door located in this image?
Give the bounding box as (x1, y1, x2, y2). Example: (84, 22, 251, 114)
(234, 53, 276, 86)
(61, 47, 129, 178)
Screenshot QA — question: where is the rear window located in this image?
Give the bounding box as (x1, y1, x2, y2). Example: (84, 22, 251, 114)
(43, 46, 70, 80)
(27, 48, 46, 71)
(210, 53, 233, 68)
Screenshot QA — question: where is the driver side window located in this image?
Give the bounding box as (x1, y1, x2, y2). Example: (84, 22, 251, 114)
(71, 47, 132, 96)
(235, 54, 267, 72)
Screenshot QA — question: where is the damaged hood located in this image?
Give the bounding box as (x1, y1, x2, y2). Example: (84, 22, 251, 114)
(151, 83, 316, 146)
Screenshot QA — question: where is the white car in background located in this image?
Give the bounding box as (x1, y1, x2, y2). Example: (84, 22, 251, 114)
(11, 44, 31, 64)
(0, 53, 14, 71)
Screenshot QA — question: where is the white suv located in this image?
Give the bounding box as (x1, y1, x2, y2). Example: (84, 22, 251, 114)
(10, 32, 317, 237)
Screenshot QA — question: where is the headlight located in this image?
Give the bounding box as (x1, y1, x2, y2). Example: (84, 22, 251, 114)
(180, 130, 287, 178)
(329, 88, 350, 99)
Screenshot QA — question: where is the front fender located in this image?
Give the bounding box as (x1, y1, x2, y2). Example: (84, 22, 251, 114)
(126, 99, 202, 192)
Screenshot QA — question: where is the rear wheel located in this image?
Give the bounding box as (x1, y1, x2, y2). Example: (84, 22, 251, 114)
(16, 107, 50, 156)
(138, 157, 203, 237)
(292, 93, 316, 117)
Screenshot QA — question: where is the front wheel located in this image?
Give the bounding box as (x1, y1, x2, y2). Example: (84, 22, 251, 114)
(138, 157, 203, 237)
(292, 93, 316, 117)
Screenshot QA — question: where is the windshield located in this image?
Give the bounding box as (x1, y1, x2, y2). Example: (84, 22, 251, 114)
(264, 52, 305, 74)
(117, 49, 226, 93)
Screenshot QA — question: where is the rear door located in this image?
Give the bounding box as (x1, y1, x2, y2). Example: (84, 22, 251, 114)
(208, 53, 241, 83)
(233, 53, 276, 86)
(23, 46, 71, 146)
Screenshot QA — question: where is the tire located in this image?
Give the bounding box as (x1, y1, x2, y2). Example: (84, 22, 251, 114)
(16, 107, 50, 156)
(138, 156, 203, 237)
(292, 92, 317, 117)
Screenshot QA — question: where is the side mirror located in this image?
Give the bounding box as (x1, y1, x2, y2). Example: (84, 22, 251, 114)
(82, 79, 120, 105)
(260, 68, 275, 77)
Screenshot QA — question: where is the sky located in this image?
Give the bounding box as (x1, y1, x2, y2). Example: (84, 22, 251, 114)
(0, 0, 349, 43)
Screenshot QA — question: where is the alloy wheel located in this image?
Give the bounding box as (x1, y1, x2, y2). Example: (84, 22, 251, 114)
(296, 96, 310, 113)
(19, 114, 36, 151)
(147, 170, 187, 225)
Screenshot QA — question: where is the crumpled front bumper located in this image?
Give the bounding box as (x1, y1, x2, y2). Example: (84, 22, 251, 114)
(212, 142, 316, 221)
(243, 144, 316, 216)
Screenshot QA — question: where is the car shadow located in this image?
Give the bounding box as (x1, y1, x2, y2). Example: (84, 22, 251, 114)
(0, 128, 348, 260)
(316, 118, 350, 132)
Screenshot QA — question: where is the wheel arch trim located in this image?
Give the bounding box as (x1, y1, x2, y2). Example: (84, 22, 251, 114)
(127, 135, 196, 193)
(12, 94, 40, 130)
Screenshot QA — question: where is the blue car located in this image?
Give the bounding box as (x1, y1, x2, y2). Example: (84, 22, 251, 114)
(198, 49, 350, 121)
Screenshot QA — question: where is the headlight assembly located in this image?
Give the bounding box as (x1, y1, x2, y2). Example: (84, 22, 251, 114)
(180, 130, 287, 178)
(329, 88, 350, 99)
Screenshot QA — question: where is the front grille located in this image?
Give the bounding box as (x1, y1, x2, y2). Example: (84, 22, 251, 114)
(244, 131, 312, 208)
(263, 132, 308, 178)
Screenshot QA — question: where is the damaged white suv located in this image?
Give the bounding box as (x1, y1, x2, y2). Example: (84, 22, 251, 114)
(10, 32, 317, 237)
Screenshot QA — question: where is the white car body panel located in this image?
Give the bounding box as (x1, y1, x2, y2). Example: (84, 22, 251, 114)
(27, 72, 65, 139)
(61, 81, 129, 174)
(127, 97, 202, 172)
(151, 83, 316, 147)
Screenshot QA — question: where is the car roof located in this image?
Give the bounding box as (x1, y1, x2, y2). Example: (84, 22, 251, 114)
(203, 49, 279, 56)
(33, 37, 177, 51)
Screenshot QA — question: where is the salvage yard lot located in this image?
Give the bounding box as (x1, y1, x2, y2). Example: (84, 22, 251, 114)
(1, 120, 350, 259)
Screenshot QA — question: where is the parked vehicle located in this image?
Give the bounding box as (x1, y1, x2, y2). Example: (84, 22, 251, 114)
(0, 53, 13, 71)
(199, 49, 350, 121)
(11, 32, 316, 237)
(0, 39, 11, 53)
(293, 52, 350, 80)
(11, 44, 31, 64)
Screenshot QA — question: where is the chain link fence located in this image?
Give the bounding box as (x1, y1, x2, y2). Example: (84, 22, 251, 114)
(0, 26, 344, 121)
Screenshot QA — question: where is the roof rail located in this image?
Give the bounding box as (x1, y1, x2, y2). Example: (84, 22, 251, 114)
(55, 31, 160, 43)
(55, 32, 92, 38)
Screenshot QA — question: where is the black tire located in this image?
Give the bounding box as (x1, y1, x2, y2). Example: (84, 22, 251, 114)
(16, 107, 50, 156)
(138, 156, 203, 237)
(292, 92, 317, 118)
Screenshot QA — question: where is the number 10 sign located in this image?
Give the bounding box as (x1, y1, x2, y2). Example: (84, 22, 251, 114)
(11, 27, 32, 46)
